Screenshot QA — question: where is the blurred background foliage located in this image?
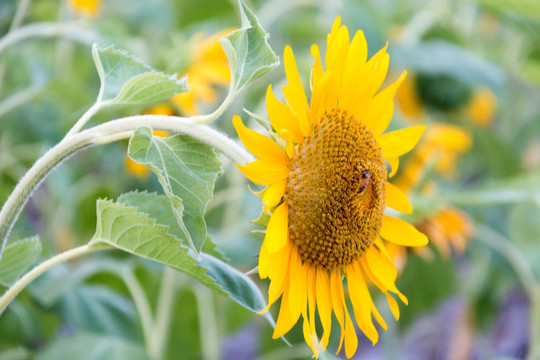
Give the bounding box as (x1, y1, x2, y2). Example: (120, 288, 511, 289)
(1, 0, 540, 359)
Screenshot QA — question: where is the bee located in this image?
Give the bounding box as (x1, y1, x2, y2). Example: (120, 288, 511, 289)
(358, 169, 371, 193)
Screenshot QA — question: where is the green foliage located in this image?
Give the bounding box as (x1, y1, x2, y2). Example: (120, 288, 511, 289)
(92, 45, 188, 105)
(0, 237, 41, 287)
(127, 126, 222, 255)
(89, 199, 225, 294)
(220, 0, 279, 93)
(35, 333, 151, 360)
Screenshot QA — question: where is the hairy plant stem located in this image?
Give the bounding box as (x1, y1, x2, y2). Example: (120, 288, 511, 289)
(474, 223, 540, 360)
(0, 22, 96, 55)
(194, 284, 219, 360)
(0, 114, 252, 259)
(151, 267, 179, 359)
(122, 268, 156, 355)
(0, 244, 105, 315)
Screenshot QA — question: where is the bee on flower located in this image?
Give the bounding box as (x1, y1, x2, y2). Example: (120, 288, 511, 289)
(234, 17, 428, 358)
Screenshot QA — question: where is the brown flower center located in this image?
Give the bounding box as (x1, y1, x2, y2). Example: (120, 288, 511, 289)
(285, 109, 386, 269)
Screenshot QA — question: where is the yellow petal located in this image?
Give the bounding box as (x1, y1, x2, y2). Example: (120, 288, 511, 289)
(283, 46, 311, 137)
(380, 125, 426, 159)
(306, 266, 317, 336)
(316, 268, 332, 350)
(288, 247, 308, 321)
(272, 289, 299, 339)
(387, 157, 399, 178)
(237, 160, 289, 185)
(232, 115, 289, 164)
(386, 292, 400, 321)
(380, 215, 429, 246)
(386, 181, 413, 214)
(310, 44, 324, 91)
(338, 29, 368, 109)
(362, 71, 407, 137)
(346, 264, 379, 345)
(266, 85, 303, 143)
(262, 181, 287, 211)
(302, 313, 319, 357)
(264, 203, 289, 254)
(330, 270, 345, 354)
(343, 308, 359, 359)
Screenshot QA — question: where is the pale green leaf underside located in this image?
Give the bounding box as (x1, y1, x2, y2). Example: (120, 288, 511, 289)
(0, 236, 41, 286)
(127, 126, 222, 255)
(89, 197, 274, 324)
(89, 199, 225, 295)
(221, 0, 279, 93)
(92, 45, 187, 104)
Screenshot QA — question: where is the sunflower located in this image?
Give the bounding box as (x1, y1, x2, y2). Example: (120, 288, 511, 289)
(233, 17, 428, 358)
(171, 30, 231, 116)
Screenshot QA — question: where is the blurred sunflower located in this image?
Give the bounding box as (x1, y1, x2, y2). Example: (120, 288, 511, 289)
(68, 0, 101, 17)
(391, 124, 473, 265)
(171, 29, 231, 116)
(396, 73, 498, 127)
(234, 17, 428, 358)
(125, 105, 173, 179)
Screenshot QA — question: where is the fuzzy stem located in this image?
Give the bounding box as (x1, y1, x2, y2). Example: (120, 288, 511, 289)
(0, 244, 104, 315)
(9, 0, 34, 31)
(0, 133, 95, 258)
(0, 22, 96, 55)
(194, 284, 220, 360)
(122, 268, 156, 355)
(150, 266, 179, 359)
(0, 114, 251, 260)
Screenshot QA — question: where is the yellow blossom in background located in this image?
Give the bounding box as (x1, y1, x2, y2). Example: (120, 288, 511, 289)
(234, 17, 428, 358)
(465, 87, 498, 127)
(393, 124, 474, 265)
(171, 30, 231, 116)
(395, 74, 424, 120)
(395, 123, 472, 192)
(68, 0, 101, 17)
(414, 207, 473, 259)
(125, 105, 173, 179)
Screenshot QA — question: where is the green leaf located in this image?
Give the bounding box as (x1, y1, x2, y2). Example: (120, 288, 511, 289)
(92, 45, 187, 104)
(89, 199, 225, 295)
(60, 285, 139, 341)
(198, 253, 274, 325)
(0, 237, 41, 287)
(90, 196, 274, 325)
(36, 333, 151, 360)
(221, 0, 279, 93)
(127, 126, 222, 256)
(118, 191, 226, 261)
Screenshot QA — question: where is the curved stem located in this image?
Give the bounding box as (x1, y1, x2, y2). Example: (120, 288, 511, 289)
(0, 244, 103, 315)
(0, 132, 95, 257)
(151, 266, 179, 359)
(86, 115, 253, 164)
(194, 284, 220, 360)
(0, 114, 251, 259)
(0, 22, 96, 56)
(64, 101, 105, 138)
(189, 89, 234, 124)
(9, 0, 34, 31)
(121, 268, 156, 354)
